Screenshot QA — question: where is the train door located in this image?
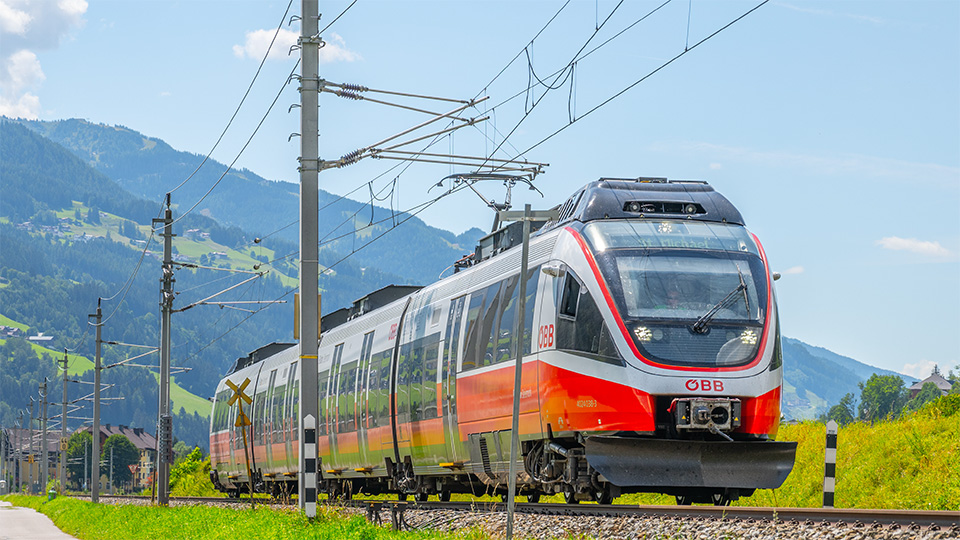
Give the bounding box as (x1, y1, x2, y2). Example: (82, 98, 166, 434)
(325, 344, 344, 465)
(441, 295, 467, 462)
(262, 369, 277, 472)
(356, 331, 375, 467)
(282, 361, 298, 471)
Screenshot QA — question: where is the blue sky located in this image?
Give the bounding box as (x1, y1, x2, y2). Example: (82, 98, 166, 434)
(2, 0, 958, 379)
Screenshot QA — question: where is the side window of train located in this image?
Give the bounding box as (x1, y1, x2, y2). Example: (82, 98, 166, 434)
(460, 289, 487, 371)
(286, 360, 298, 441)
(556, 270, 624, 366)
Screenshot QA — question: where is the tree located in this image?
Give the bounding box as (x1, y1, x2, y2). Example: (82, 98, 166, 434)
(827, 393, 857, 425)
(65, 430, 93, 490)
(902, 382, 944, 415)
(101, 434, 140, 491)
(858, 374, 906, 421)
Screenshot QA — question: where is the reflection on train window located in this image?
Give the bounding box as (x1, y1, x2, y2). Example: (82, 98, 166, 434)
(317, 369, 328, 435)
(460, 266, 541, 371)
(556, 270, 623, 365)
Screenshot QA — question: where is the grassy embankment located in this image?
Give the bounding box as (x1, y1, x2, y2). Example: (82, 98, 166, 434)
(1, 494, 480, 540)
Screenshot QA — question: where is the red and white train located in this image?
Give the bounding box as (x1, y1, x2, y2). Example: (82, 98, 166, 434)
(209, 178, 796, 505)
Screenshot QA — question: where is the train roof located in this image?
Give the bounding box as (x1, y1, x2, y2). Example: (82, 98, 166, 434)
(545, 177, 745, 231)
(320, 284, 424, 334)
(229, 342, 296, 374)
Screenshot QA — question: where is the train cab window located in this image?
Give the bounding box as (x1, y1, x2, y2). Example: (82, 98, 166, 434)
(557, 270, 623, 365)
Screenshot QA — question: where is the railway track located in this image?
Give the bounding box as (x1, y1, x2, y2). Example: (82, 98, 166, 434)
(92, 494, 959, 534)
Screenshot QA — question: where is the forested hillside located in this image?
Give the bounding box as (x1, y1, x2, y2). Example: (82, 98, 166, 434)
(14, 118, 486, 283)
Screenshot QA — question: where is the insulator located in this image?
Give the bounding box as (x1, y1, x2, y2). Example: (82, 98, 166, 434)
(336, 89, 363, 100)
(341, 83, 368, 93)
(340, 149, 362, 166)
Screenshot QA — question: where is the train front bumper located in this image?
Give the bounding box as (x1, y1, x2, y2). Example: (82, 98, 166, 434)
(584, 436, 797, 489)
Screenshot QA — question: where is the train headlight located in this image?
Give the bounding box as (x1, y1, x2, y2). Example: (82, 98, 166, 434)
(634, 326, 652, 342)
(652, 328, 663, 341)
(739, 329, 758, 345)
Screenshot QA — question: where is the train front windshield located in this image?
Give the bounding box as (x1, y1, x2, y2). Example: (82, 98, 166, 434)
(584, 220, 769, 368)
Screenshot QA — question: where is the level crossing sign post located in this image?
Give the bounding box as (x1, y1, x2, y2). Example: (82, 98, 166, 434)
(227, 378, 255, 509)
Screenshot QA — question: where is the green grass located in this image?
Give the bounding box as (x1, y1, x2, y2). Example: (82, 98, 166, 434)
(151, 372, 211, 418)
(0, 313, 28, 330)
(0, 495, 485, 540)
(0, 312, 95, 374)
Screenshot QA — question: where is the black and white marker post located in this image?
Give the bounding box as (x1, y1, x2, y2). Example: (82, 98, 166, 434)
(823, 419, 837, 508)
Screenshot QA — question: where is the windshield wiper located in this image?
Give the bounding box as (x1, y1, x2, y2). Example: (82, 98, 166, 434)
(691, 265, 749, 334)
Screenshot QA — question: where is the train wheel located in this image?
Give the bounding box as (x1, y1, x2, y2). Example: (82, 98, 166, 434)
(526, 493, 541, 503)
(711, 493, 731, 506)
(439, 490, 451, 502)
(595, 488, 613, 505)
(398, 493, 408, 502)
(564, 491, 579, 505)
(675, 495, 692, 506)
(414, 492, 428, 503)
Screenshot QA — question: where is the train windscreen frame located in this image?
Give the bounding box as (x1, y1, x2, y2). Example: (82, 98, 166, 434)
(583, 220, 769, 368)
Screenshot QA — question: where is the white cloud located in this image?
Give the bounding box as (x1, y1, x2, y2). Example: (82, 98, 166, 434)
(233, 28, 301, 61)
(0, 0, 86, 118)
(901, 360, 937, 380)
(159, 91, 171, 98)
(709, 163, 722, 170)
(782, 266, 804, 275)
(876, 236, 952, 257)
(319, 33, 362, 64)
(233, 29, 360, 64)
(0, 1, 32, 35)
(0, 49, 44, 118)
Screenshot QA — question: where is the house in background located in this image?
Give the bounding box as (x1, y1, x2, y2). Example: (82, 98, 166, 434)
(908, 366, 953, 398)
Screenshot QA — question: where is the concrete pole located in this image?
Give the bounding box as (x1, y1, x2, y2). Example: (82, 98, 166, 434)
(15, 413, 22, 493)
(154, 194, 175, 505)
(60, 350, 68, 493)
(83, 438, 88, 492)
(506, 205, 531, 540)
(298, 0, 321, 518)
(28, 398, 34, 493)
(109, 446, 114, 495)
(91, 302, 102, 502)
(40, 380, 48, 492)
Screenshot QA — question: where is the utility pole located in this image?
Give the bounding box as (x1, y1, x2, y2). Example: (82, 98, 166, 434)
(90, 300, 102, 502)
(40, 379, 49, 492)
(83, 437, 88, 492)
(60, 350, 68, 493)
(153, 193, 175, 505)
(109, 446, 114, 495)
(15, 412, 22, 493)
(499, 205, 558, 540)
(298, 0, 320, 519)
(28, 398, 34, 493)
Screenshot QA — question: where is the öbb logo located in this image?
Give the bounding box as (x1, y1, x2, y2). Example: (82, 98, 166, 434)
(685, 379, 724, 392)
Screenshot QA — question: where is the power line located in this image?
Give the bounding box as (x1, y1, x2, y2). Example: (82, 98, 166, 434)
(166, 0, 296, 197)
(511, 0, 770, 159)
(163, 59, 302, 231)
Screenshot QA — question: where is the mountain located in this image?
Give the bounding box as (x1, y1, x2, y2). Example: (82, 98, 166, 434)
(13, 118, 486, 284)
(0, 119, 406, 448)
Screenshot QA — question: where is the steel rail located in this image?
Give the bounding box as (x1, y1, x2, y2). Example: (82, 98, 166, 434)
(77, 495, 960, 530)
